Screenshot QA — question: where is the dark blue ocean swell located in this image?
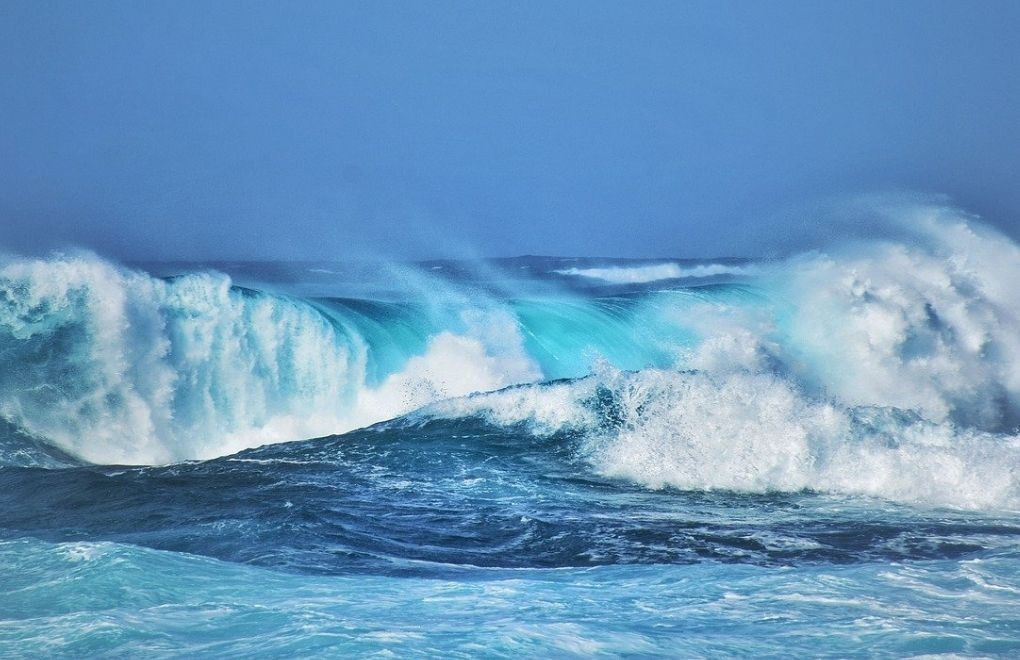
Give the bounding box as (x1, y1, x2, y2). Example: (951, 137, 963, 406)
(2, 415, 1018, 579)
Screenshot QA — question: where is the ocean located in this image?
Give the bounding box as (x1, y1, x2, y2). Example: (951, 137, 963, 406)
(1, 205, 1019, 657)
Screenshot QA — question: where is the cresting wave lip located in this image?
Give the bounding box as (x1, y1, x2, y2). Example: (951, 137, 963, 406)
(0, 201, 1018, 512)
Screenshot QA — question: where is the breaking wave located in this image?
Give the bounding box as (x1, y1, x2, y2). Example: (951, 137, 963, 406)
(1, 200, 1018, 510)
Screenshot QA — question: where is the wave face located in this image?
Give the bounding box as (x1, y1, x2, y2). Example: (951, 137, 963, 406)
(3, 200, 1020, 656)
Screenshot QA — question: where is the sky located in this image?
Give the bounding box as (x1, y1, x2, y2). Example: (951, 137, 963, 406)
(1, 0, 1018, 260)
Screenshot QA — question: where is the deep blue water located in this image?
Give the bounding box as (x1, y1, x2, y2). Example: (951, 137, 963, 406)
(2, 208, 1020, 656)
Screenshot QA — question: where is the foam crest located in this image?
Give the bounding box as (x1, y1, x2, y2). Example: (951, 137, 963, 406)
(354, 310, 542, 425)
(554, 263, 754, 283)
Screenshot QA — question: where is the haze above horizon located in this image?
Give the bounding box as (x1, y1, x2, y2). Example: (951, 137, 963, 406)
(2, 1, 1019, 260)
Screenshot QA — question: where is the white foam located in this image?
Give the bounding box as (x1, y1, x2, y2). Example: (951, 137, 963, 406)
(355, 314, 541, 427)
(424, 367, 1020, 510)
(554, 263, 754, 284)
(680, 205, 1020, 432)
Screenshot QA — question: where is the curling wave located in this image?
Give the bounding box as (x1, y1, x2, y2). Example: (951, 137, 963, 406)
(0, 256, 538, 464)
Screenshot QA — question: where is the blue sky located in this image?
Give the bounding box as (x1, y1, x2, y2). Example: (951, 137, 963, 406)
(1, 1, 1018, 260)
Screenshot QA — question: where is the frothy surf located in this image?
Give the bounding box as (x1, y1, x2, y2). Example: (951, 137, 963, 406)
(420, 366, 1020, 510)
(554, 262, 755, 283)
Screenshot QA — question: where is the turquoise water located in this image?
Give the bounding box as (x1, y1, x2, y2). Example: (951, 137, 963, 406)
(3, 536, 1018, 657)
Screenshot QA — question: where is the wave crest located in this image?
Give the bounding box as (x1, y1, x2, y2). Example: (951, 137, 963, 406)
(0, 255, 538, 464)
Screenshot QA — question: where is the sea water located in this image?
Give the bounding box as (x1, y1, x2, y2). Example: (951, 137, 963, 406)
(1, 203, 1018, 656)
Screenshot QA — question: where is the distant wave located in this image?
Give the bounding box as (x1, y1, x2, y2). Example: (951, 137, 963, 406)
(553, 262, 755, 283)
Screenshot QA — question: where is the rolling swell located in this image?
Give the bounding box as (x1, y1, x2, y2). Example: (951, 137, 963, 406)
(2, 415, 1018, 575)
